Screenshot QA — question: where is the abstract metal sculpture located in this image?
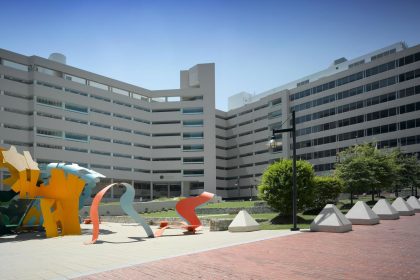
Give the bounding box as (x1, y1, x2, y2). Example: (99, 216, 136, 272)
(155, 191, 214, 237)
(0, 146, 105, 237)
(85, 182, 154, 244)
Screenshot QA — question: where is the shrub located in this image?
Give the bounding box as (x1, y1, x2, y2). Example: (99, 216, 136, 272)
(312, 176, 343, 210)
(258, 159, 314, 216)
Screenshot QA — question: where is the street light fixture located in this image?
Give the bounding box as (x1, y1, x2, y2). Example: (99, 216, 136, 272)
(268, 111, 299, 231)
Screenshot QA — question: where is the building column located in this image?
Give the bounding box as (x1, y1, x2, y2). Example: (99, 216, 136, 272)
(110, 178, 114, 199)
(150, 182, 153, 200)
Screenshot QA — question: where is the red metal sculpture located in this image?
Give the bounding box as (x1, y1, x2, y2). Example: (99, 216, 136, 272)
(155, 192, 214, 237)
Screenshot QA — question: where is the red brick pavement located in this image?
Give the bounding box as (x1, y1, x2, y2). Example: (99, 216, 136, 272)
(78, 215, 420, 280)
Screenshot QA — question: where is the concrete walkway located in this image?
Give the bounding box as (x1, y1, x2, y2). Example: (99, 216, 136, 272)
(76, 215, 420, 280)
(0, 223, 298, 280)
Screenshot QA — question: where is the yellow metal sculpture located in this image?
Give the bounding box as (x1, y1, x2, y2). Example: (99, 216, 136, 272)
(0, 146, 85, 237)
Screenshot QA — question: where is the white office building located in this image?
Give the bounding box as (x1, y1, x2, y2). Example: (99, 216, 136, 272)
(1, 42, 419, 199)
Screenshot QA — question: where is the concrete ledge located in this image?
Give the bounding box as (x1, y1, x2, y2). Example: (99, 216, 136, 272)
(347, 218, 379, 225)
(210, 219, 233, 231)
(376, 213, 400, 220)
(311, 224, 352, 233)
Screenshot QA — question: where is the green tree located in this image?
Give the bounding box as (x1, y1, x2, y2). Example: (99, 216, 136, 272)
(258, 159, 314, 216)
(312, 176, 344, 210)
(335, 143, 395, 204)
(390, 150, 420, 196)
(335, 148, 372, 205)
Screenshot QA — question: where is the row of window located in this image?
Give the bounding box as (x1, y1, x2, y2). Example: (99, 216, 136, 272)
(313, 138, 420, 173)
(216, 160, 270, 171)
(35, 93, 203, 119)
(295, 70, 420, 125)
(295, 104, 420, 149)
(216, 173, 262, 182)
(1, 58, 205, 104)
(215, 100, 279, 120)
(32, 128, 206, 150)
(295, 85, 420, 137)
(290, 50, 420, 101)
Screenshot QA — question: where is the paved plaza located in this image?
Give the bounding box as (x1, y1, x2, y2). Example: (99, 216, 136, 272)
(0, 223, 297, 279)
(2, 214, 420, 279)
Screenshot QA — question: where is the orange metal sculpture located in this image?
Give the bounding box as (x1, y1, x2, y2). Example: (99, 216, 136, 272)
(155, 191, 214, 237)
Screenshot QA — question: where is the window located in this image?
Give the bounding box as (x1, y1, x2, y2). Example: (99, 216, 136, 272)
(37, 112, 61, 119)
(2, 59, 29, 71)
(238, 120, 253, 127)
(183, 120, 203, 126)
(153, 170, 181, 173)
(114, 153, 131, 159)
(91, 94, 110, 102)
(153, 133, 181, 137)
(134, 168, 150, 173)
(89, 80, 108, 91)
(36, 97, 62, 108)
(4, 75, 32, 84)
(134, 117, 150, 124)
(64, 74, 86, 85)
(183, 144, 204, 151)
(183, 132, 204, 139)
(134, 105, 150, 112)
(268, 110, 282, 119)
(65, 103, 88, 114)
(181, 96, 203, 101)
(65, 117, 88, 125)
(271, 98, 282, 106)
(37, 143, 61, 150)
(4, 91, 33, 100)
(152, 108, 180, 113)
(113, 139, 131, 146)
(65, 88, 88, 97)
(37, 66, 61, 77)
(114, 126, 132, 133)
(153, 145, 180, 149)
(114, 113, 131, 120)
(37, 128, 62, 138)
(183, 157, 204, 164)
(90, 108, 111, 115)
(182, 107, 203, 114)
(65, 132, 88, 142)
(167, 96, 181, 102)
(134, 143, 150, 149)
(134, 156, 150, 161)
(114, 166, 132, 171)
(113, 100, 132, 108)
(65, 147, 88, 153)
(91, 150, 111, 156)
(91, 136, 111, 142)
(152, 158, 181, 161)
(91, 164, 111, 169)
(183, 169, 204, 176)
(91, 122, 111, 129)
(153, 120, 181, 125)
(112, 87, 129, 96)
(132, 93, 149, 102)
(239, 109, 252, 116)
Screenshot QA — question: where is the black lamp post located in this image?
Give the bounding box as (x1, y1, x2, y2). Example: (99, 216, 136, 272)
(269, 111, 299, 231)
(235, 177, 240, 198)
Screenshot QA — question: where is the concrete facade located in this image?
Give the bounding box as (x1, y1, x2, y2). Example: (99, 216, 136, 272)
(0, 49, 215, 199)
(215, 42, 420, 198)
(1, 41, 420, 199)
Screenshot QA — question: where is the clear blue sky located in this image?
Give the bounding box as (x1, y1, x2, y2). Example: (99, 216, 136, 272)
(2, 0, 420, 111)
